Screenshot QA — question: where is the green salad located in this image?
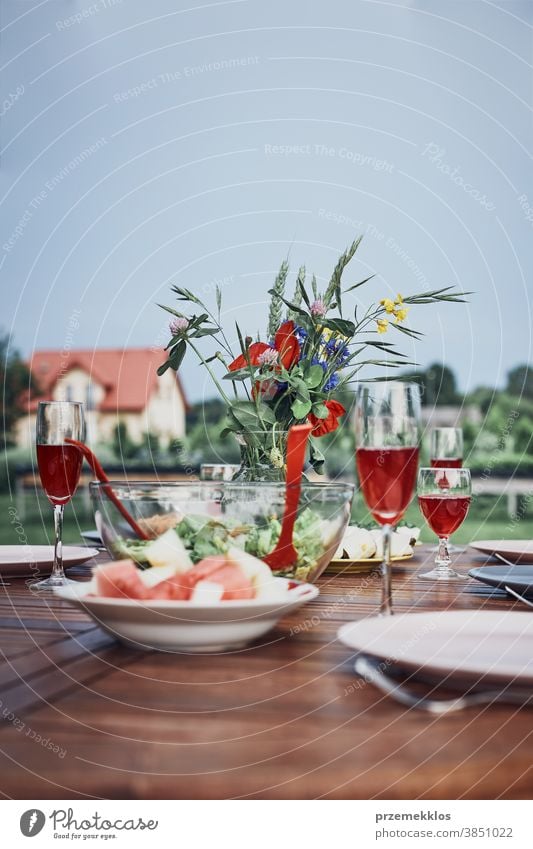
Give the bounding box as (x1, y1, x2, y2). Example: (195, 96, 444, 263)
(113, 508, 333, 582)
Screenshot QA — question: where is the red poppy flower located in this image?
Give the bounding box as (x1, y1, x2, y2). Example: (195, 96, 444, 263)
(228, 321, 300, 372)
(307, 399, 346, 437)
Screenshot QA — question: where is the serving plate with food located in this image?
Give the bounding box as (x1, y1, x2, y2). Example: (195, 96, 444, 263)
(326, 525, 420, 574)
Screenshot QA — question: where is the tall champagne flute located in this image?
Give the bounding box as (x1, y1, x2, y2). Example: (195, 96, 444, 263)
(418, 467, 471, 581)
(35, 402, 85, 589)
(430, 427, 463, 468)
(355, 381, 421, 616)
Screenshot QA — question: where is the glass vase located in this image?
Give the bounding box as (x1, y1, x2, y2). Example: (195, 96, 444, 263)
(232, 430, 289, 482)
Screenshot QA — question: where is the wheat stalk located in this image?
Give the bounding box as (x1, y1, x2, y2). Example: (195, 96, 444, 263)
(267, 259, 289, 337)
(323, 235, 363, 309)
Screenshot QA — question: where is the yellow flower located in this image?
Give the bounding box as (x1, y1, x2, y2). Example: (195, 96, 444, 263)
(395, 293, 404, 305)
(380, 298, 395, 314)
(376, 318, 389, 334)
(393, 307, 409, 323)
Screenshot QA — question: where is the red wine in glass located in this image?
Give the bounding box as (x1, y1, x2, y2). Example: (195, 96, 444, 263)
(356, 446, 419, 525)
(34, 401, 86, 590)
(417, 467, 471, 581)
(430, 457, 462, 469)
(37, 444, 83, 506)
(355, 382, 421, 616)
(419, 494, 471, 537)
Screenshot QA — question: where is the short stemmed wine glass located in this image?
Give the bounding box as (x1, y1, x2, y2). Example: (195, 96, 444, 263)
(355, 381, 421, 616)
(34, 401, 85, 589)
(430, 427, 463, 468)
(417, 467, 471, 581)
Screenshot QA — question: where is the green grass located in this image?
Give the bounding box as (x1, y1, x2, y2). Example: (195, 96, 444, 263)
(1, 489, 532, 548)
(0, 493, 95, 546)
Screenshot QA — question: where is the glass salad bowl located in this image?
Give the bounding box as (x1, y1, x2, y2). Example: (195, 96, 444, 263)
(89, 480, 355, 583)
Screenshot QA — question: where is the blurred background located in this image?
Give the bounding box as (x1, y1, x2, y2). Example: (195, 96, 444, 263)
(1, 0, 532, 542)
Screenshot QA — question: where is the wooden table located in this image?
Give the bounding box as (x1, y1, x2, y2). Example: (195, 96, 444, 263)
(1, 546, 531, 800)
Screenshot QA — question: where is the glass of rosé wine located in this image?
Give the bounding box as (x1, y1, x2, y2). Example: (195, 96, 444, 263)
(417, 467, 471, 581)
(430, 427, 463, 469)
(34, 401, 85, 589)
(355, 381, 421, 616)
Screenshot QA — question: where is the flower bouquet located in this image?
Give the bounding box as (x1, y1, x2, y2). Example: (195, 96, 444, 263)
(158, 237, 467, 479)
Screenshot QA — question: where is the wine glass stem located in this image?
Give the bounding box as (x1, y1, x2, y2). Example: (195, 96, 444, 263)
(51, 504, 65, 583)
(436, 536, 451, 570)
(380, 523, 393, 616)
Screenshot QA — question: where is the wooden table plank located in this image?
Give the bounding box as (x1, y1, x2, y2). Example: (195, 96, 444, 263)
(0, 546, 532, 799)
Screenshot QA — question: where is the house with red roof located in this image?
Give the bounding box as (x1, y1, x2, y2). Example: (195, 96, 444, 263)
(17, 348, 188, 448)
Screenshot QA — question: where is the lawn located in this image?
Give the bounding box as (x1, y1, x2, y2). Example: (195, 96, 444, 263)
(1, 488, 531, 548)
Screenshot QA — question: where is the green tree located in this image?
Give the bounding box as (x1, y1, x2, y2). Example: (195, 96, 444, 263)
(506, 364, 533, 400)
(513, 417, 533, 456)
(141, 431, 161, 459)
(0, 333, 34, 449)
(111, 421, 138, 460)
(400, 362, 460, 406)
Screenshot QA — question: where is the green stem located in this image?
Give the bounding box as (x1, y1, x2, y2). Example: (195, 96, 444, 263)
(188, 340, 233, 406)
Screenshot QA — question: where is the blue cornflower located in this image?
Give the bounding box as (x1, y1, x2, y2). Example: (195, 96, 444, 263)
(294, 326, 308, 341)
(311, 355, 327, 371)
(324, 338, 338, 357)
(323, 373, 340, 392)
(336, 342, 350, 364)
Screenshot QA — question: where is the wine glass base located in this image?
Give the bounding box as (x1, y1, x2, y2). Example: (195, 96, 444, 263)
(419, 568, 467, 581)
(30, 574, 78, 591)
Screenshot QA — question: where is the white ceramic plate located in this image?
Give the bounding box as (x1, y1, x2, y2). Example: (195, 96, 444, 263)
(55, 579, 319, 652)
(0, 545, 99, 578)
(338, 610, 533, 686)
(80, 530, 102, 545)
(469, 540, 533, 564)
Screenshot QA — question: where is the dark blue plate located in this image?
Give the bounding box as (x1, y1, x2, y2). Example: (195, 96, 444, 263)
(469, 565, 533, 598)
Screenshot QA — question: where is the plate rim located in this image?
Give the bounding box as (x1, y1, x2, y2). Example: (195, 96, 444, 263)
(329, 552, 413, 567)
(469, 539, 533, 554)
(0, 545, 99, 567)
(338, 610, 533, 685)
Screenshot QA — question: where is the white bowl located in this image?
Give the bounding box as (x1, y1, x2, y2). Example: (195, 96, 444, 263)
(55, 579, 319, 653)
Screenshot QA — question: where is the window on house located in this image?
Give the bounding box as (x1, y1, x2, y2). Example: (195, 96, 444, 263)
(86, 382, 95, 411)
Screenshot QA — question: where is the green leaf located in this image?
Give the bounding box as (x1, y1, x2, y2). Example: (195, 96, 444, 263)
(320, 318, 356, 336)
(157, 339, 186, 375)
(303, 364, 325, 389)
(222, 369, 250, 382)
(292, 377, 310, 401)
(291, 398, 312, 419)
(309, 440, 325, 474)
(170, 286, 203, 305)
(343, 274, 375, 293)
(311, 403, 329, 419)
(230, 400, 277, 429)
(191, 327, 219, 338)
(391, 323, 424, 339)
(158, 304, 187, 319)
(273, 293, 309, 317)
(297, 279, 311, 309)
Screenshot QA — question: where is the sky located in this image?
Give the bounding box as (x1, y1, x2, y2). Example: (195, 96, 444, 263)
(1, 0, 532, 403)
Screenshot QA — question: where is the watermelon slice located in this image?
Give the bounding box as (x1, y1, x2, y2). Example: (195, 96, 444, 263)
(181, 555, 254, 600)
(94, 560, 150, 600)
